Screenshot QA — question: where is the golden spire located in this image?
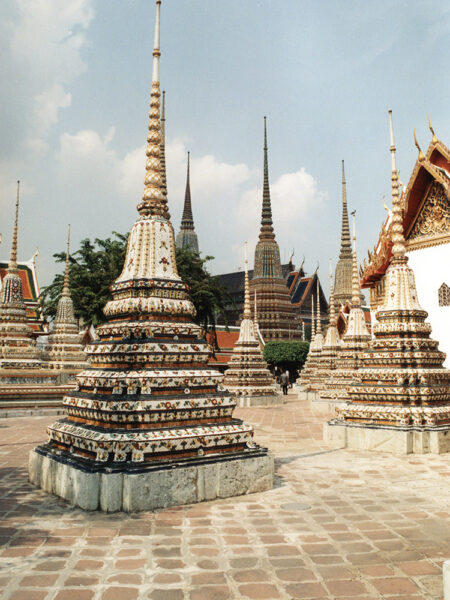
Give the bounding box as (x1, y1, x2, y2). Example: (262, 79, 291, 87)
(311, 294, 315, 339)
(9, 181, 20, 271)
(351, 210, 361, 306)
(389, 110, 407, 263)
(62, 225, 71, 297)
(243, 242, 251, 320)
(160, 89, 168, 203)
(138, 0, 166, 218)
(428, 114, 438, 144)
(316, 279, 322, 334)
(329, 259, 336, 327)
(414, 128, 426, 162)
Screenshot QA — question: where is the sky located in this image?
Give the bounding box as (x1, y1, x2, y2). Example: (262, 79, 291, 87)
(0, 0, 449, 296)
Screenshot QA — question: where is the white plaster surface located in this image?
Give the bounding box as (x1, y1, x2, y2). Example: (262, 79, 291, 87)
(407, 245, 450, 367)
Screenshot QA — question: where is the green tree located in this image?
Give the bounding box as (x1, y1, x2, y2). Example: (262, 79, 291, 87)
(263, 341, 310, 377)
(39, 232, 128, 327)
(39, 234, 232, 335)
(173, 247, 231, 343)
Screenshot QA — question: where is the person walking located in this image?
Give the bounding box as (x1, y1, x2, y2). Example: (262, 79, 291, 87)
(280, 371, 289, 396)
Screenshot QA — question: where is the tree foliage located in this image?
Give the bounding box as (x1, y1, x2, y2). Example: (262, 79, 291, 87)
(39, 232, 128, 327)
(174, 247, 231, 338)
(263, 341, 310, 373)
(39, 233, 232, 334)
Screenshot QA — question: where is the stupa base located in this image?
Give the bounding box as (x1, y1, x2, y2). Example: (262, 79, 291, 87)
(29, 446, 274, 512)
(324, 420, 450, 454)
(236, 393, 283, 407)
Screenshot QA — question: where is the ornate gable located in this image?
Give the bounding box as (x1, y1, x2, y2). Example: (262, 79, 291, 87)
(406, 180, 450, 251)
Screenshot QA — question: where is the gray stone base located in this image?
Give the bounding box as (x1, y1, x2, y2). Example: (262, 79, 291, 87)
(296, 388, 318, 402)
(310, 397, 343, 417)
(444, 560, 450, 600)
(236, 394, 283, 407)
(29, 448, 274, 512)
(324, 421, 450, 454)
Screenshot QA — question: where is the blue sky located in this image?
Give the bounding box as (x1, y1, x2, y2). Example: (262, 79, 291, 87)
(1, 0, 449, 294)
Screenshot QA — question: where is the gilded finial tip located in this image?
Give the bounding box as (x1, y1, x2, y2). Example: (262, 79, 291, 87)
(414, 128, 425, 161)
(428, 114, 437, 143)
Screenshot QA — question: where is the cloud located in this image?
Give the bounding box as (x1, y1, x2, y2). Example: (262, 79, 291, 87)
(0, 0, 94, 164)
(236, 168, 326, 270)
(53, 128, 325, 277)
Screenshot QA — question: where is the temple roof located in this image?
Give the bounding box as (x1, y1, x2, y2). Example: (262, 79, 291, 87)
(360, 127, 450, 288)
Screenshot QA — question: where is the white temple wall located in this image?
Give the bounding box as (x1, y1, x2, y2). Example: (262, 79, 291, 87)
(407, 245, 450, 367)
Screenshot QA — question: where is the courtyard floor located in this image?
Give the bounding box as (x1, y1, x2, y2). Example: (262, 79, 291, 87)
(0, 390, 449, 600)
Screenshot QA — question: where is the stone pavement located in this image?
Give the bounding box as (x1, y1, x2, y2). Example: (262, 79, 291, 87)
(0, 389, 449, 600)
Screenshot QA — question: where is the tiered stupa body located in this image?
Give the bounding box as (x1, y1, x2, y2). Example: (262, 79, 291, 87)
(319, 216, 371, 402)
(249, 118, 301, 342)
(327, 111, 450, 454)
(309, 263, 341, 391)
(334, 161, 364, 309)
(0, 183, 42, 370)
(303, 281, 327, 390)
(29, 0, 273, 511)
(44, 226, 88, 377)
(297, 295, 319, 388)
(223, 245, 280, 406)
(176, 152, 199, 253)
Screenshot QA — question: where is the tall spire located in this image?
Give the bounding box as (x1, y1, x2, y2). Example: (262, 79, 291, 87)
(339, 160, 352, 259)
(138, 0, 165, 218)
(351, 211, 361, 306)
(316, 279, 322, 334)
(388, 110, 407, 263)
(243, 242, 251, 319)
(9, 181, 20, 271)
(62, 225, 71, 297)
(176, 152, 199, 252)
(181, 152, 193, 224)
(311, 295, 315, 339)
(259, 116, 274, 240)
(160, 89, 168, 202)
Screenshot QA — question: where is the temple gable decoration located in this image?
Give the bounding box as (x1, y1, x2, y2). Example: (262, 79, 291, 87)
(407, 180, 450, 250)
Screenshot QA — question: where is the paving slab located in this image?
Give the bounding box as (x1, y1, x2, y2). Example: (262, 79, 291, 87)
(0, 390, 448, 599)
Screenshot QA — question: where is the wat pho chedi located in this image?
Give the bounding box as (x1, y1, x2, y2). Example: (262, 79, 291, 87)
(0, 0, 445, 523)
(325, 111, 450, 455)
(0, 184, 86, 414)
(28, 0, 273, 512)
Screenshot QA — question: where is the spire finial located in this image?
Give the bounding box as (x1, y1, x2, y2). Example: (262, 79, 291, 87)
(152, 0, 161, 82)
(259, 115, 274, 237)
(62, 224, 71, 297)
(9, 181, 20, 271)
(311, 294, 315, 339)
(339, 160, 352, 259)
(180, 151, 194, 225)
(316, 279, 322, 334)
(138, 0, 165, 217)
(243, 242, 251, 319)
(428, 114, 437, 144)
(414, 128, 426, 162)
(329, 258, 336, 326)
(388, 110, 407, 262)
(351, 210, 361, 306)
